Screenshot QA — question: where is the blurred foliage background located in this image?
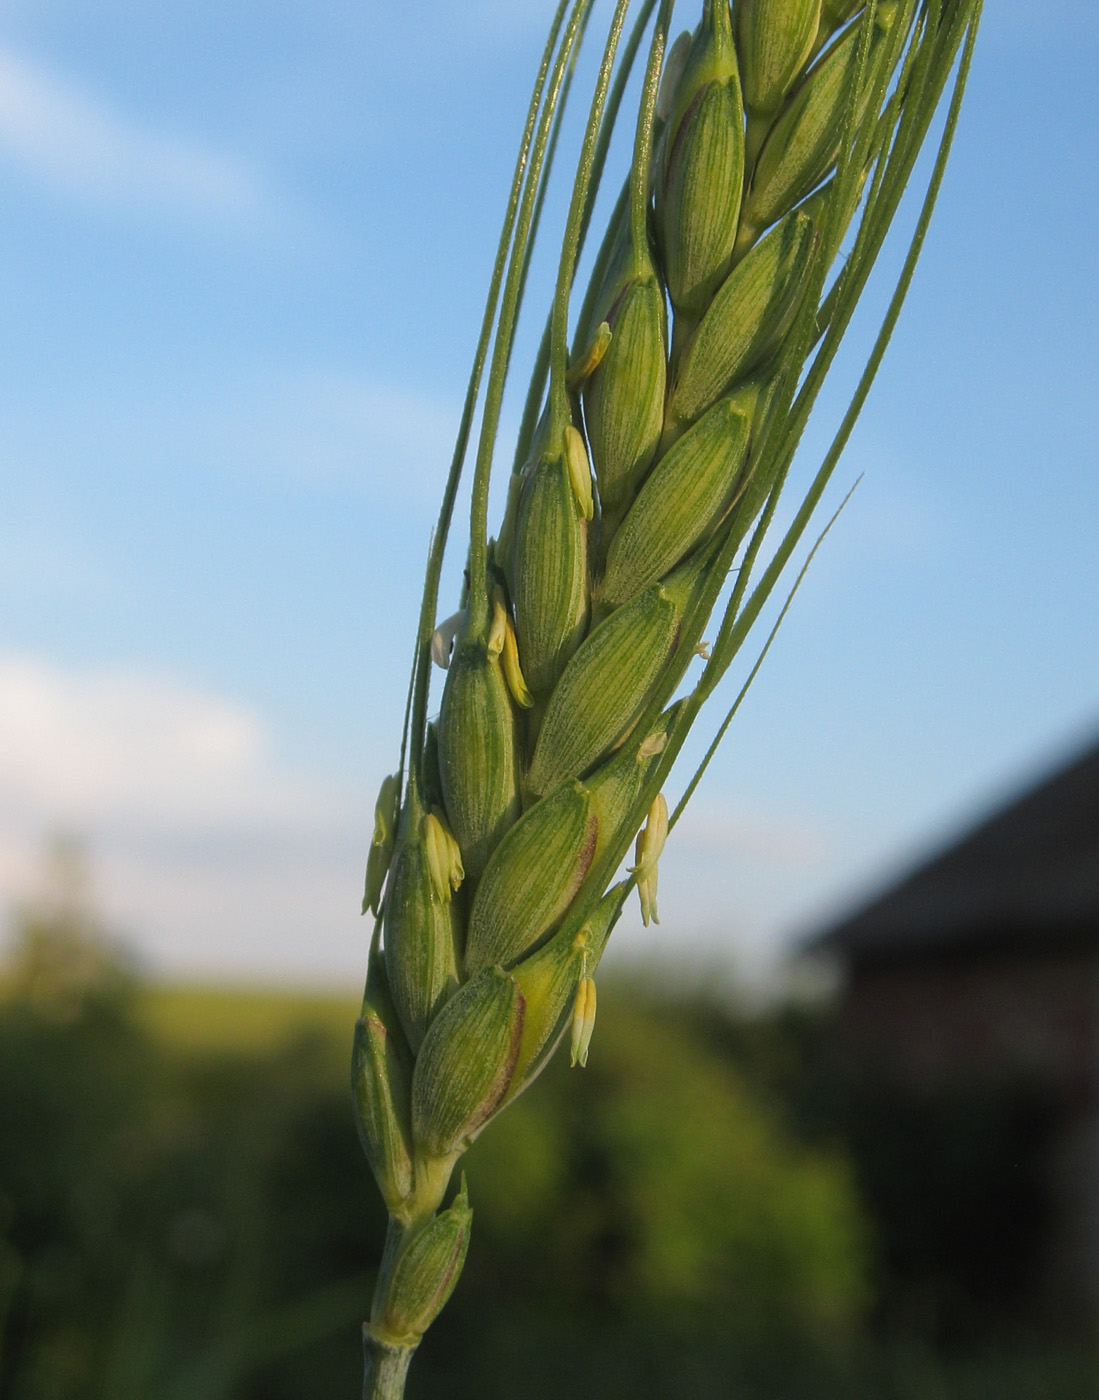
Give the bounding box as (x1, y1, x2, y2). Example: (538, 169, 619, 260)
(1, 849, 1095, 1400)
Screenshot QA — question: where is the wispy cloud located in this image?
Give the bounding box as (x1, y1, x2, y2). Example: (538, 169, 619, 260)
(1, 365, 462, 506)
(0, 44, 271, 224)
(204, 370, 460, 500)
(0, 653, 369, 982)
(0, 653, 844, 985)
(0, 654, 337, 839)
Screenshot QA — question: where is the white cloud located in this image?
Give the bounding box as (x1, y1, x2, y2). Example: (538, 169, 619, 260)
(0, 654, 373, 982)
(0, 654, 334, 837)
(0, 654, 846, 988)
(0, 44, 270, 223)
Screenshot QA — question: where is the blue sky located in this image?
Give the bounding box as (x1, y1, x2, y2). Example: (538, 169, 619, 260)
(1, 0, 1096, 987)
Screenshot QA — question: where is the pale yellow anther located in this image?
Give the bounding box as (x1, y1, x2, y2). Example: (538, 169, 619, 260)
(372, 773, 400, 848)
(423, 813, 449, 903)
(637, 730, 668, 760)
(362, 772, 402, 916)
(564, 425, 594, 521)
(636, 868, 660, 926)
(630, 793, 669, 927)
(442, 817, 464, 889)
(501, 613, 534, 709)
(693, 640, 712, 660)
(487, 589, 508, 657)
(424, 811, 463, 903)
(570, 974, 597, 1067)
(634, 792, 669, 873)
(565, 321, 612, 391)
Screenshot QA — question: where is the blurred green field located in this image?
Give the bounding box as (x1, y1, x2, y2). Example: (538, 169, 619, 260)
(136, 982, 360, 1059)
(3, 876, 1097, 1400)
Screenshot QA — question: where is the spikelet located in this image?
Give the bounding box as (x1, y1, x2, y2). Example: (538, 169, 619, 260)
(512, 436, 590, 696)
(464, 781, 597, 975)
(665, 196, 818, 439)
(375, 1179, 471, 1341)
(656, 0, 745, 317)
(737, 2, 897, 247)
(738, 0, 822, 121)
(598, 379, 764, 613)
(383, 780, 461, 1054)
(525, 552, 710, 799)
(581, 234, 668, 526)
(465, 702, 679, 977)
(437, 610, 521, 881)
(351, 935, 414, 1213)
(411, 967, 525, 1160)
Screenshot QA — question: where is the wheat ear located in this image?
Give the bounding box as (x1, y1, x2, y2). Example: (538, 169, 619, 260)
(352, 2, 981, 1395)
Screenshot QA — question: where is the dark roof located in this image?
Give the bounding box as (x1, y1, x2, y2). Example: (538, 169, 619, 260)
(812, 733, 1099, 963)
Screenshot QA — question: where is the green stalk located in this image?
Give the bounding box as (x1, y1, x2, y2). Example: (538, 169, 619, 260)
(630, 0, 676, 262)
(361, 1332, 412, 1400)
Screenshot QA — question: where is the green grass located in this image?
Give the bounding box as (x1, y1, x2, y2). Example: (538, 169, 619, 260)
(137, 981, 360, 1057)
